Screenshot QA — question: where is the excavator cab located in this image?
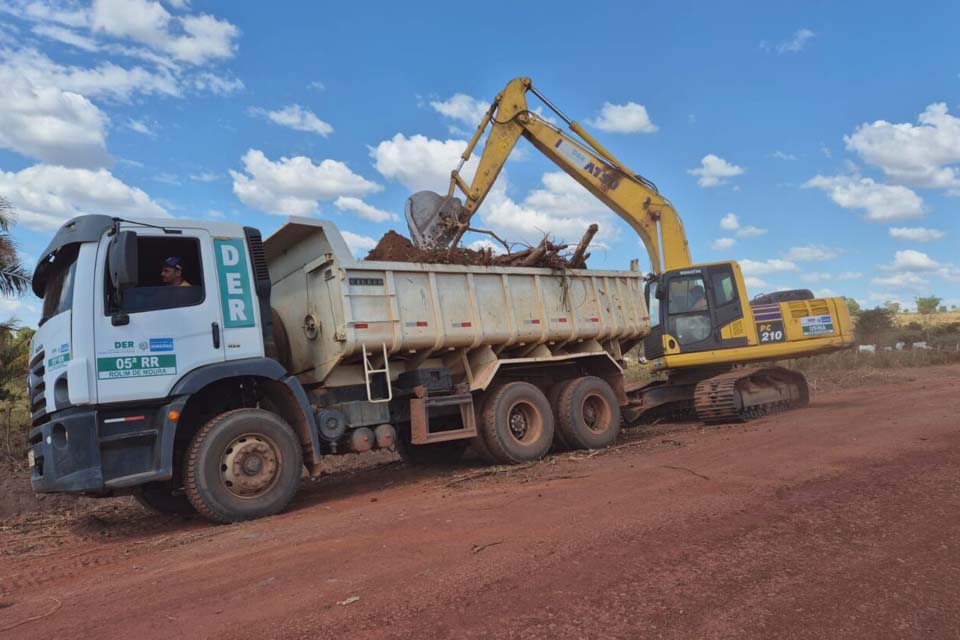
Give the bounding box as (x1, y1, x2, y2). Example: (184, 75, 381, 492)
(643, 262, 750, 362)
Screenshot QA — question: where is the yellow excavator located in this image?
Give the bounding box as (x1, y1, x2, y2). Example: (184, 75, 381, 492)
(406, 77, 854, 424)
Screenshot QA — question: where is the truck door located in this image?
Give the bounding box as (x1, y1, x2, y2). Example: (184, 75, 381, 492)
(94, 228, 225, 404)
(658, 264, 747, 355)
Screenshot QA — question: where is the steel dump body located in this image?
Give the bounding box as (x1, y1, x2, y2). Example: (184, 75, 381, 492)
(265, 218, 649, 389)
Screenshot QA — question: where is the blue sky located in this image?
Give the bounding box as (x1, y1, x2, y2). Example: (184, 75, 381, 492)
(2, 0, 959, 325)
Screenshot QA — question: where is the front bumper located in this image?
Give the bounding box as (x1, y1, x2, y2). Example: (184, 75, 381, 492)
(29, 399, 186, 494)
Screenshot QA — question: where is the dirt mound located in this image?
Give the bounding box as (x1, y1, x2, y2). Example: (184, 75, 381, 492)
(365, 230, 494, 265)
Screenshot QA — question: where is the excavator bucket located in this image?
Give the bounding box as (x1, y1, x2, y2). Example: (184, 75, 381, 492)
(405, 191, 467, 250)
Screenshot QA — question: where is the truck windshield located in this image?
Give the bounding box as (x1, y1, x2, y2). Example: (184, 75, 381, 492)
(39, 244, 79, 326)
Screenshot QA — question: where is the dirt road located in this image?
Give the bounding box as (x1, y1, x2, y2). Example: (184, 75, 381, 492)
(2, 366, 959, 639)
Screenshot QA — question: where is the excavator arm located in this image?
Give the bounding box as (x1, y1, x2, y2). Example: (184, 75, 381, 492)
(406, 77, 692, 274)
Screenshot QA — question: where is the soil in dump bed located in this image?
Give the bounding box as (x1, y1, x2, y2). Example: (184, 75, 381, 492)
(364, 230, 573, 269)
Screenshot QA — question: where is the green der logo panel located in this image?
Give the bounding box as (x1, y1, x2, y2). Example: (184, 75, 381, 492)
(214, 239, 255, 329)
(97, 355, 177, 379)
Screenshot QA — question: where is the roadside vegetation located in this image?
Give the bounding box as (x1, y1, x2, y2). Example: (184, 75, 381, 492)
(1, 196, 34, 460)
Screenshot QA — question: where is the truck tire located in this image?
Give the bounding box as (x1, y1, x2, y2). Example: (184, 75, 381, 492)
(555, 376, 621, 450)
(134, 483, 196, 516)
(183, 409, 303, 523)
(396, 424, 469, 466)
(479, 382, 554, 464)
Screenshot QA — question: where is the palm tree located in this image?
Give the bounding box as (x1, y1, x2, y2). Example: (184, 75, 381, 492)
(0, 196, 31, 297)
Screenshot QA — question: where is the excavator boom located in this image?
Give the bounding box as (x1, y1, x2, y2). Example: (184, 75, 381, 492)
(406, 77, 691, 273)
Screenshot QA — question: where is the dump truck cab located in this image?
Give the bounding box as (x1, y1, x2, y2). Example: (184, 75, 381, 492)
(26, 216, 309, 497)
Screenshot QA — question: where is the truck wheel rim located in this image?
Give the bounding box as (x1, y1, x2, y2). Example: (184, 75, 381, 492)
(506, 402, 542, 444)
(582, 393, 611, 433)
(220, 433, 282, 498)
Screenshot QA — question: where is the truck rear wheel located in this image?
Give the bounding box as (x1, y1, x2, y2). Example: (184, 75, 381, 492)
(555, 376, 620, 450)
(479, 382, 554, 464)
(183, 409, 303, 523)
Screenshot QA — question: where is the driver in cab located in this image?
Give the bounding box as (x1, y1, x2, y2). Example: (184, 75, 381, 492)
(160, 257, 192, 287)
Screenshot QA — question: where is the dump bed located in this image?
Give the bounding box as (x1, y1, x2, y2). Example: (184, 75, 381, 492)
(265, 218, 649, 388)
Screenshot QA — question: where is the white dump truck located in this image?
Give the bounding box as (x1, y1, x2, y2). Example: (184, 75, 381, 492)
(27, 216, 648, 522)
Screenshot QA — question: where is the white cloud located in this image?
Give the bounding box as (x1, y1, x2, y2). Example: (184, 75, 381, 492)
(688, 154, 744, 187)
(0, 296, 41, 326)
(872, 272, 928, 289)
(430, 93, 487, 125)
(230, 149, 381, 216)
(819, 143, 831, 158)
(0, 164, 167, 230)
(192, 72, 243, 95)
(90, 0, 239, 65)
(587, 102, 657, 134)
(153, 172, 179, 184)
(32, 23, 98, 51)
(803, 174, 924, 221)
(126, 118, 156, 136)
(777, 28, 815, 54)
(467, 239, 504, 255)
(340, 230, 378, 257)
(18, 2, 90, 28)
(844, 103, 960, 189)
(2, 47, 179, 102)
(889, 226, 945, 242)
(307, 80, 325, 91)
(0, 63, 108, 166)
(370, 133, 478, 193)
(739, 258, 798, 276)
(189, 171, 219, 182)
(333, 196, 397, 223)
(745, 276, 768, 290)
(718, 212, 765, 238)
(800, 271, 862, 284)
(736, 225, 767, 238)
(720, 212, 739, 230)
(771, 150, 796, 160)
(886, 249, 941, 271)
(712, 237, 736, 251)
(477, 172, 616, 245)
(250, 104, 332, 136)
(784, 245, 842, 262)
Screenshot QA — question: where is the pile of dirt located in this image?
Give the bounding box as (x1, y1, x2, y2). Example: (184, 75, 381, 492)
(364, 227, 595, 269)
(364, 231, 494, 266)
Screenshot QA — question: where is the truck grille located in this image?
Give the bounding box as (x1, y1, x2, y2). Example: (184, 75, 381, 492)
(28, 348, 48, 425)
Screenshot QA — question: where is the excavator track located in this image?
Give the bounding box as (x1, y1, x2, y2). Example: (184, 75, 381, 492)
(694, 367, 810, 424)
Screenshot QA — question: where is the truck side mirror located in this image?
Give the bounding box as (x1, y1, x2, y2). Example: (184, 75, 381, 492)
(109, 231, 139, 291)
(655, 284, 666, 301)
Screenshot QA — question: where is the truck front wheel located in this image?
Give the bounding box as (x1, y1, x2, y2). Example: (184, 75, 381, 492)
(183, 409, 303, 523)
(479, 382, 554, 464)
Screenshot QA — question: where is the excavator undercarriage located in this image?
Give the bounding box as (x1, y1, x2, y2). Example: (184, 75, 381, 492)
(624, 366, 810, 426)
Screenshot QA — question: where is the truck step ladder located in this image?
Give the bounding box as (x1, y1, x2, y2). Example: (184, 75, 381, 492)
(362, 343, 393, 403)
